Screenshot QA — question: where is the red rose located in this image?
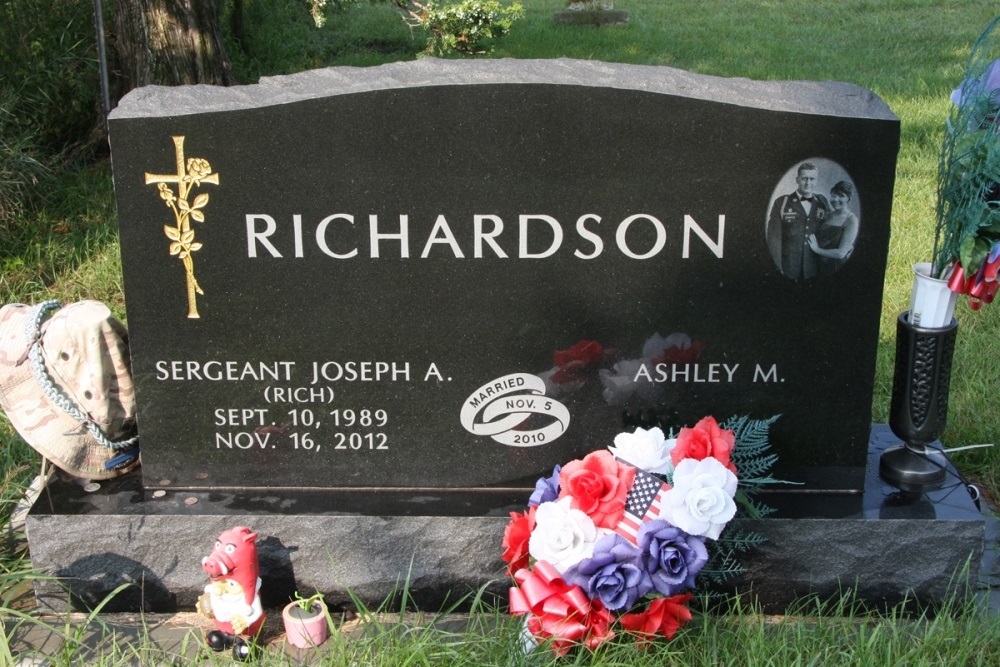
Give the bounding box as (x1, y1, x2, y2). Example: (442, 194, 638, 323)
(501, 507, 536, 575)
(670, 416, 736, 473)
(552, 340, 606, 384)
(620, 593, 693, 647)
(558, 450, 635, 528)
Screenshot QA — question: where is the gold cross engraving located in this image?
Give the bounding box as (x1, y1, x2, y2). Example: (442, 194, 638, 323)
(144, 136, 219, 319)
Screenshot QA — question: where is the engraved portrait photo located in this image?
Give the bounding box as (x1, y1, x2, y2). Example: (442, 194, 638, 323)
(765, 159, 861, 279)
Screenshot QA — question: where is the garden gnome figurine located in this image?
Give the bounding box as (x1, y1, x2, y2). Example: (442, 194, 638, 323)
(198, 526, 265, 661)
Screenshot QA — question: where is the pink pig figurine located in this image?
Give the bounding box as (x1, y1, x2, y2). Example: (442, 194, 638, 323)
(197, 526, 265, 661)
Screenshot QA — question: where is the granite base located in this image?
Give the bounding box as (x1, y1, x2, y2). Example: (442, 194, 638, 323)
(26, 425, 985, 614)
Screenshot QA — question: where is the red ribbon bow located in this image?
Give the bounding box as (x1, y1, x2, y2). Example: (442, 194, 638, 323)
(509, 561, 614, 655)
(948, 260, 1000, 310)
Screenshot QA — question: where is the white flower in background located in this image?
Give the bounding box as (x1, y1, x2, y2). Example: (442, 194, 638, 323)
(608, 426, 676, 475)
(599, 360, 636, 406)
(528, 496, 599, 573)
(599, 359, 639, 406)
(660, 457, 738, 540)
(642, 332, 694, 359)
(598, 359, 663, 406)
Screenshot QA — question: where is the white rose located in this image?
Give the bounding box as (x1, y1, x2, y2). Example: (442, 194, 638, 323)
(608, 426, 676, 475)
(660, 457, 737, 540)
(528, 497, 598, 573)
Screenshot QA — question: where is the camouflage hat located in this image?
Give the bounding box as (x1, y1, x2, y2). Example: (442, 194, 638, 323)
(0, 301, 139, 479)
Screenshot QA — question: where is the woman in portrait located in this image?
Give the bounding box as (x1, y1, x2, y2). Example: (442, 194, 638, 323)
(807, 180, 859, 274)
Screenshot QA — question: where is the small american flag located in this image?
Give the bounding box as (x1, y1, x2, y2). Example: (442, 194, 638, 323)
(614, 467, 669, 545)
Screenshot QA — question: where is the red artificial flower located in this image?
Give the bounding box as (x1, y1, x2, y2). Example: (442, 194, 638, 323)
(670, 416, 737, 474)
(558, 450, 636, 528)
(620, 593, 694, 647)
(510, 562, 615, 656)
(552, 340, 607, 384)
(501, 507, 536, 575)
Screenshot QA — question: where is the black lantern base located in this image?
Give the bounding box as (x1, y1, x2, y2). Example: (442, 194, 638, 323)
(879, 443, 947, 493)
(880, 312, 957, 493)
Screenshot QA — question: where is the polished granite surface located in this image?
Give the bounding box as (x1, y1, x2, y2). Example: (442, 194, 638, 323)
(30, 425, 983, 522)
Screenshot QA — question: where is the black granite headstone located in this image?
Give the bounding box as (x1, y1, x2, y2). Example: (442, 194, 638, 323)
(109, 59, 899, 492)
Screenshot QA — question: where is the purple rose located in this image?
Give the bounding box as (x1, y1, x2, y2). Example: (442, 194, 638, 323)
(563, 534, 651, 611)
(637, 520, 708, 596)
(951, 59, 1000, 108)
(528, 464, 561, 507)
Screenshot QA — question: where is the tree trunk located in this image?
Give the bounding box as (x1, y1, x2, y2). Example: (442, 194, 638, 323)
(112, 0, 234, 97)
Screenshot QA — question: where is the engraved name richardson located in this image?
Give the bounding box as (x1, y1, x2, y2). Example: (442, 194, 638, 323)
(244, 212, 726, 261)
(141, 137, 728, 320)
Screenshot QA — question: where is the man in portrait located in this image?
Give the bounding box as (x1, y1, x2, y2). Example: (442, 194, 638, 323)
(767, 162, 831, 279)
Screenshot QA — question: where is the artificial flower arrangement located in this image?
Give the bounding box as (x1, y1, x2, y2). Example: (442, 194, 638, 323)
(502, 415, 779, 655)
(930, 15, 1000, 311)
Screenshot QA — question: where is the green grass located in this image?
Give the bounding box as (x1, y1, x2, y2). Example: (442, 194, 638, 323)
(4, 589, 999, 665)
(2, 1, 1000, 661)
(0, 162, 125, 316)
